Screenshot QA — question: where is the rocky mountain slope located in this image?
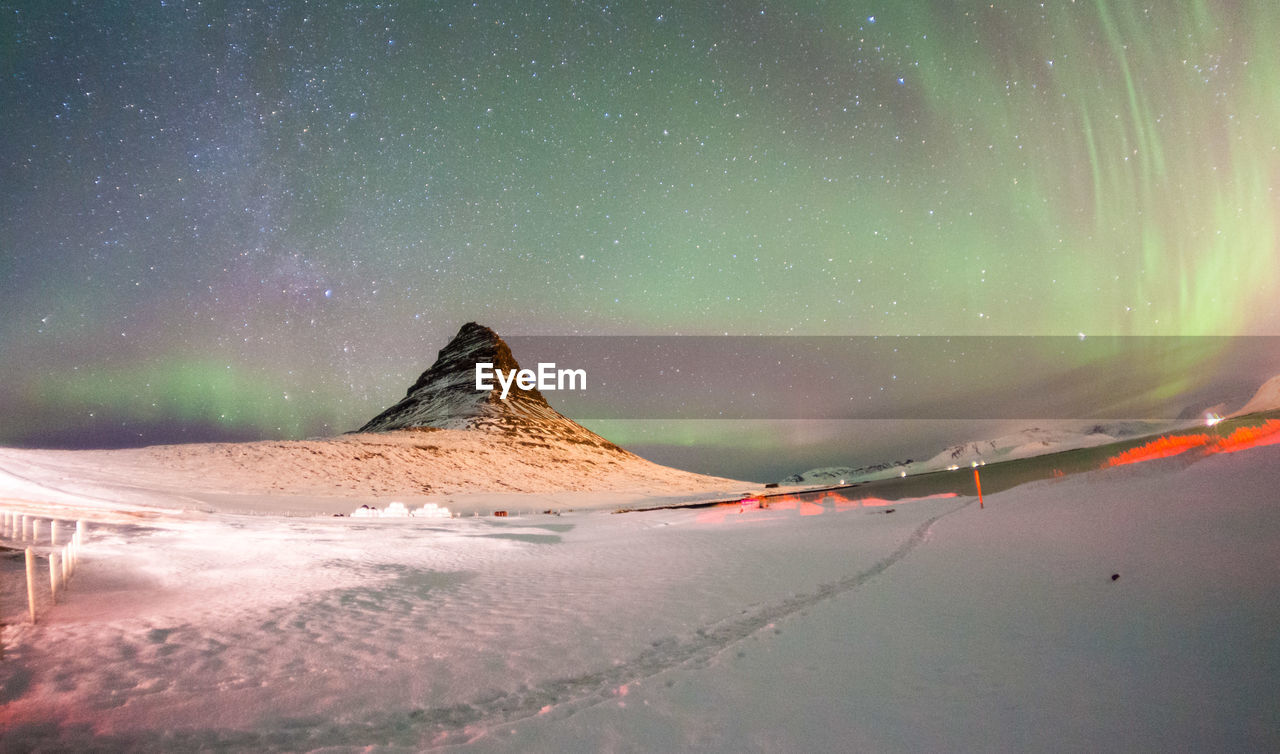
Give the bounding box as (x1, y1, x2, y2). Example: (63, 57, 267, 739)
(358, 321, 627, 452)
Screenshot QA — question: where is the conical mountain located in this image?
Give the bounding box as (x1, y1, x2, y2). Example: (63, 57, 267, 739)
(359, 322, 620, 450)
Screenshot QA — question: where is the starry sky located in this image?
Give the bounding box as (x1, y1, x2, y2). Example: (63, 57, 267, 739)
(3, 2, 1279, 471)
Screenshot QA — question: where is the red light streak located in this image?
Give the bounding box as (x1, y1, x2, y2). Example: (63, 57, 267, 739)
(1105, 434, 1212, 466)
(799, 500, 825, 516)
(1207, 419, 1280, 454)
(1104, 419, 1280, 468)
(694, 491, 957, 524)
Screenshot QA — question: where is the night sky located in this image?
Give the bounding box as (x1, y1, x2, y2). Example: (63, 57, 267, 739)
(3, 2, 1279, 471)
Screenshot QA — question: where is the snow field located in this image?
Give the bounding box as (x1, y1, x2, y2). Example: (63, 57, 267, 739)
(1, 494, 963, 749)
(2, 444, 1279, 751)
(488, 447, 1280, 752)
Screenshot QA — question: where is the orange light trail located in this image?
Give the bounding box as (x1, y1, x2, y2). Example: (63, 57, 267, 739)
(694, 491, 958, 524)
(1106, 434, 1213, 466)
(1104, 419, 1280, 468)
(1207, 419, 1280, 454)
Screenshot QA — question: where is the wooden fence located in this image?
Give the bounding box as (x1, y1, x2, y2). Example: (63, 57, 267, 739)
(2, 510, 86, 624)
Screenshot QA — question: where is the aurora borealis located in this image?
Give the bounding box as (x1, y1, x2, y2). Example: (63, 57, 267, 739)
(2, 2, 1279, 459)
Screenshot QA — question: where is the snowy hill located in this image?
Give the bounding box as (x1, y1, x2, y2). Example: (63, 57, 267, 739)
(781, 423, 1159, 485)
(1230, 372, 1280, 417)
(781, 460, 913, 485)
(922, 424, 1131, 468)
(780, 370, 1280, 487)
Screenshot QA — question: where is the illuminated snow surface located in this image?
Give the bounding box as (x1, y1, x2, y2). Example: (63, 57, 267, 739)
(2, 446, 1279, 751)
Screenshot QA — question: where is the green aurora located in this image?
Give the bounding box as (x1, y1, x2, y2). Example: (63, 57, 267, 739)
(2, 1, 1278, 453)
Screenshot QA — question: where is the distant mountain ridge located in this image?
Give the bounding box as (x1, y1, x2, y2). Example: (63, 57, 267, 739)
(781, 460, 913, 485)
(781, 423, 1165, 486)
(780, 370, 1280, 486)
(1231, 373, 1280, 417)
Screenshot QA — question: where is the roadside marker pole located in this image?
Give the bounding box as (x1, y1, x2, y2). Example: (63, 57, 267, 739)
(25, 548, 38, 623)
(50, 551, 61, 603)
(974, 466, 984, 509)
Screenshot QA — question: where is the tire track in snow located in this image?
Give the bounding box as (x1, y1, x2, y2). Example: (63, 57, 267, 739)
(8, 498, 973, 752)
(340, 498, 974, 749)
(459, 498, 977, 739)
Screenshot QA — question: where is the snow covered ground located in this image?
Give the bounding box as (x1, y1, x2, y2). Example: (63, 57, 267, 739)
(0, 430, 755, 518)
(2, 442, 1279, 751)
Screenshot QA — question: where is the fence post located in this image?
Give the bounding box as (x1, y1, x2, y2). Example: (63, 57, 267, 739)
(25, 548, 37, 624)
(50, 550, 61, 603)
(75, 522, 85, 571)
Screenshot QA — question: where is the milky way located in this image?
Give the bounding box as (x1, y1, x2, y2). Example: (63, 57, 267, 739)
(2, 2, 1278, 452)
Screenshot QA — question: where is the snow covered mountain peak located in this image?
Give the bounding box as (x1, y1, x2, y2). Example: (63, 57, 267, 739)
(357, 322, 613, 447)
